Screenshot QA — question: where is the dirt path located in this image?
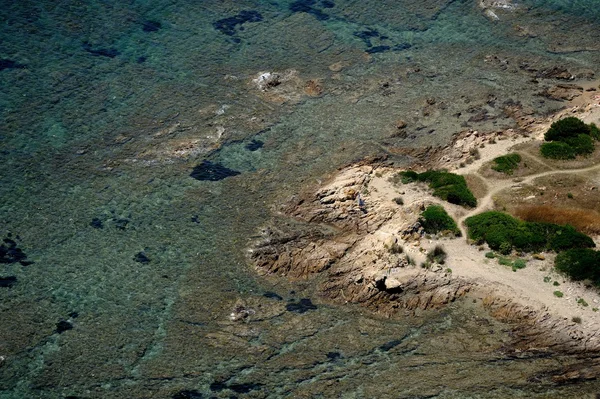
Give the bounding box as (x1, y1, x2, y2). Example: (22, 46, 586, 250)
(457, 161, 600, 238)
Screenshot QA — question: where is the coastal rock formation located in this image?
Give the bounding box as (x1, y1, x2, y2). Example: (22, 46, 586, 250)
(248, 156, 600, 355)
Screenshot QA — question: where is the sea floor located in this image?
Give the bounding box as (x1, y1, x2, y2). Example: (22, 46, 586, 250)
(2, 0, 600, 397)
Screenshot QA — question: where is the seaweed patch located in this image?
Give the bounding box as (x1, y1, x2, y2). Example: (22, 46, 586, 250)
(1, 236, 32, 266)
(190, 161, 241, 181)
(82, 42, 120, 58)
(213, 10, 263, 36)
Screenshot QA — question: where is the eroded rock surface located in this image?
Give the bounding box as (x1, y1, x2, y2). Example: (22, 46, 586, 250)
(248, 161, 600, 355)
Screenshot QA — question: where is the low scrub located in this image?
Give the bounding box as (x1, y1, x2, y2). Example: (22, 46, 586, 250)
(540, 141, 575, 160)
(545, 117, 591, 141)
(491, 153, 521, 175)
(398, 170, 477, 207)
(514, 205, 600, 235)
(555, 249, 600, 286)
(541, 117, 597, 159)
(418, 205, 461, 236)
(465, 211, 595, 253)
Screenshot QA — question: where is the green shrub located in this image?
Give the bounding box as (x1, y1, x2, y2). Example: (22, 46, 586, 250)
(548, 224, 595, 251)
(401, 170, 477, 207)
(554, 291, 564, 298)
(491, 153, 522, 175)
(513, 259, 527, 269)
(485, 251, 496, 259)
(590, 123, 600, 140)
(465, 212, 519, 243)
(572, 316, 582, 324)
(540, 141, 576, 159)
(465, 211, 595, 254)
(419, 205, 461, 236)
(498, 257, 512, 266)
(541, 117, 597, 159)
(577, 298, 589, 307)
(555, 248, 600, 285)
(564, 134, 594, 155)
(545, 117, 590, 141)
(398, 170, 419, 184)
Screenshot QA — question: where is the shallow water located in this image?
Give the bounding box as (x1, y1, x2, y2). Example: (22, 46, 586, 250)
(1, 0, 600, 397)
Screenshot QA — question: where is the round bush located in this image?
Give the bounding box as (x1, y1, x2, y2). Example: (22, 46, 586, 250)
(419, 205, 460, 236)
(564, 134, 594, 155)
(540, 141, 575, 160)
(555, 249, 600, 284)
(545, 117, 590, 141)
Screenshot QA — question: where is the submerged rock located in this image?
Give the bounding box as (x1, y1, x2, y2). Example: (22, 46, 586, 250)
(286, 298, 318, 313)
(0, 59, 26, 71)
(172, 390, 203, 399)
(133, 251, 151, 264)
(56, 320, 73, 334)
(190, 161, 241, 181)
(213, 10, 263, 36)
(1, 236, 32, 266)
(0, 276, 17, 288)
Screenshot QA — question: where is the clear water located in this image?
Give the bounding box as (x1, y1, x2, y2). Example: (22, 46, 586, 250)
(1, 1, 600, 397)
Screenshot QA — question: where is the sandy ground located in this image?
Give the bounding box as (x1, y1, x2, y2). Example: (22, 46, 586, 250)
(361, 85, 600, 340)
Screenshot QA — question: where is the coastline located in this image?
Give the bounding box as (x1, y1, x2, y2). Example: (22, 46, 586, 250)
(249, 80, 600, 359)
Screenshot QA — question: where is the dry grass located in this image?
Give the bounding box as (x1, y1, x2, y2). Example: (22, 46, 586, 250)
(464, 173, 488, 199)
(514, 205, 600, 235)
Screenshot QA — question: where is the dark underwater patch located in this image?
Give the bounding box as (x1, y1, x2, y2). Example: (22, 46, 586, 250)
(263, 291, 283, 300)
(56, 320, 73, 334)
(379, 339, 402, 352)
(366, 46, 391, 54)
(190, 161, 241, 181)
(142, 20, 162, 32)
(210, 382, 262, 394)
(354, 29, 411, 54)
(290, 0, 330, 20)
(326, 351, 342, 360)
(82, 42, 120, 58)
(134, 251, 151, 264)
(209, 382, 227, 391)
(213, 10, 263, 36)
(229, 383, 262, 393)
(0, 276, 17, 288)
(0, 59, 26, 71)
(245, 139, 264, 151)
(90, 218, 104, 229)
(172, 390, 203, 399)
(286, 298, 318, 313)
(1, 236, 32, 266)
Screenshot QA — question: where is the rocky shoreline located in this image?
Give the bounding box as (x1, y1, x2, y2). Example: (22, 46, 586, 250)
(247, 88, 600, 369)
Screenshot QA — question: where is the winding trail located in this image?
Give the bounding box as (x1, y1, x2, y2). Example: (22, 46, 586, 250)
(457, 159, 600, 238)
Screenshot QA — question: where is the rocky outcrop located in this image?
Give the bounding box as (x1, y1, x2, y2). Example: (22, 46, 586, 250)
(248, 154, 600, 356)
(540, 84, 584, 101)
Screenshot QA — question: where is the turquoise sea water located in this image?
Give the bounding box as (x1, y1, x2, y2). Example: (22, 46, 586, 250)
(2, 1, 600, 397)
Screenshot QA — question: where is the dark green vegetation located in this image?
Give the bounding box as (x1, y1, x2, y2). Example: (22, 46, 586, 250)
(555, 249, 600, 286)
(465, 211, 595, 254)
(398, 170, 477, 207)
(491, 153, 521, 175)
(540, 117, 598, 159)
(418, 205, 461, 236)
